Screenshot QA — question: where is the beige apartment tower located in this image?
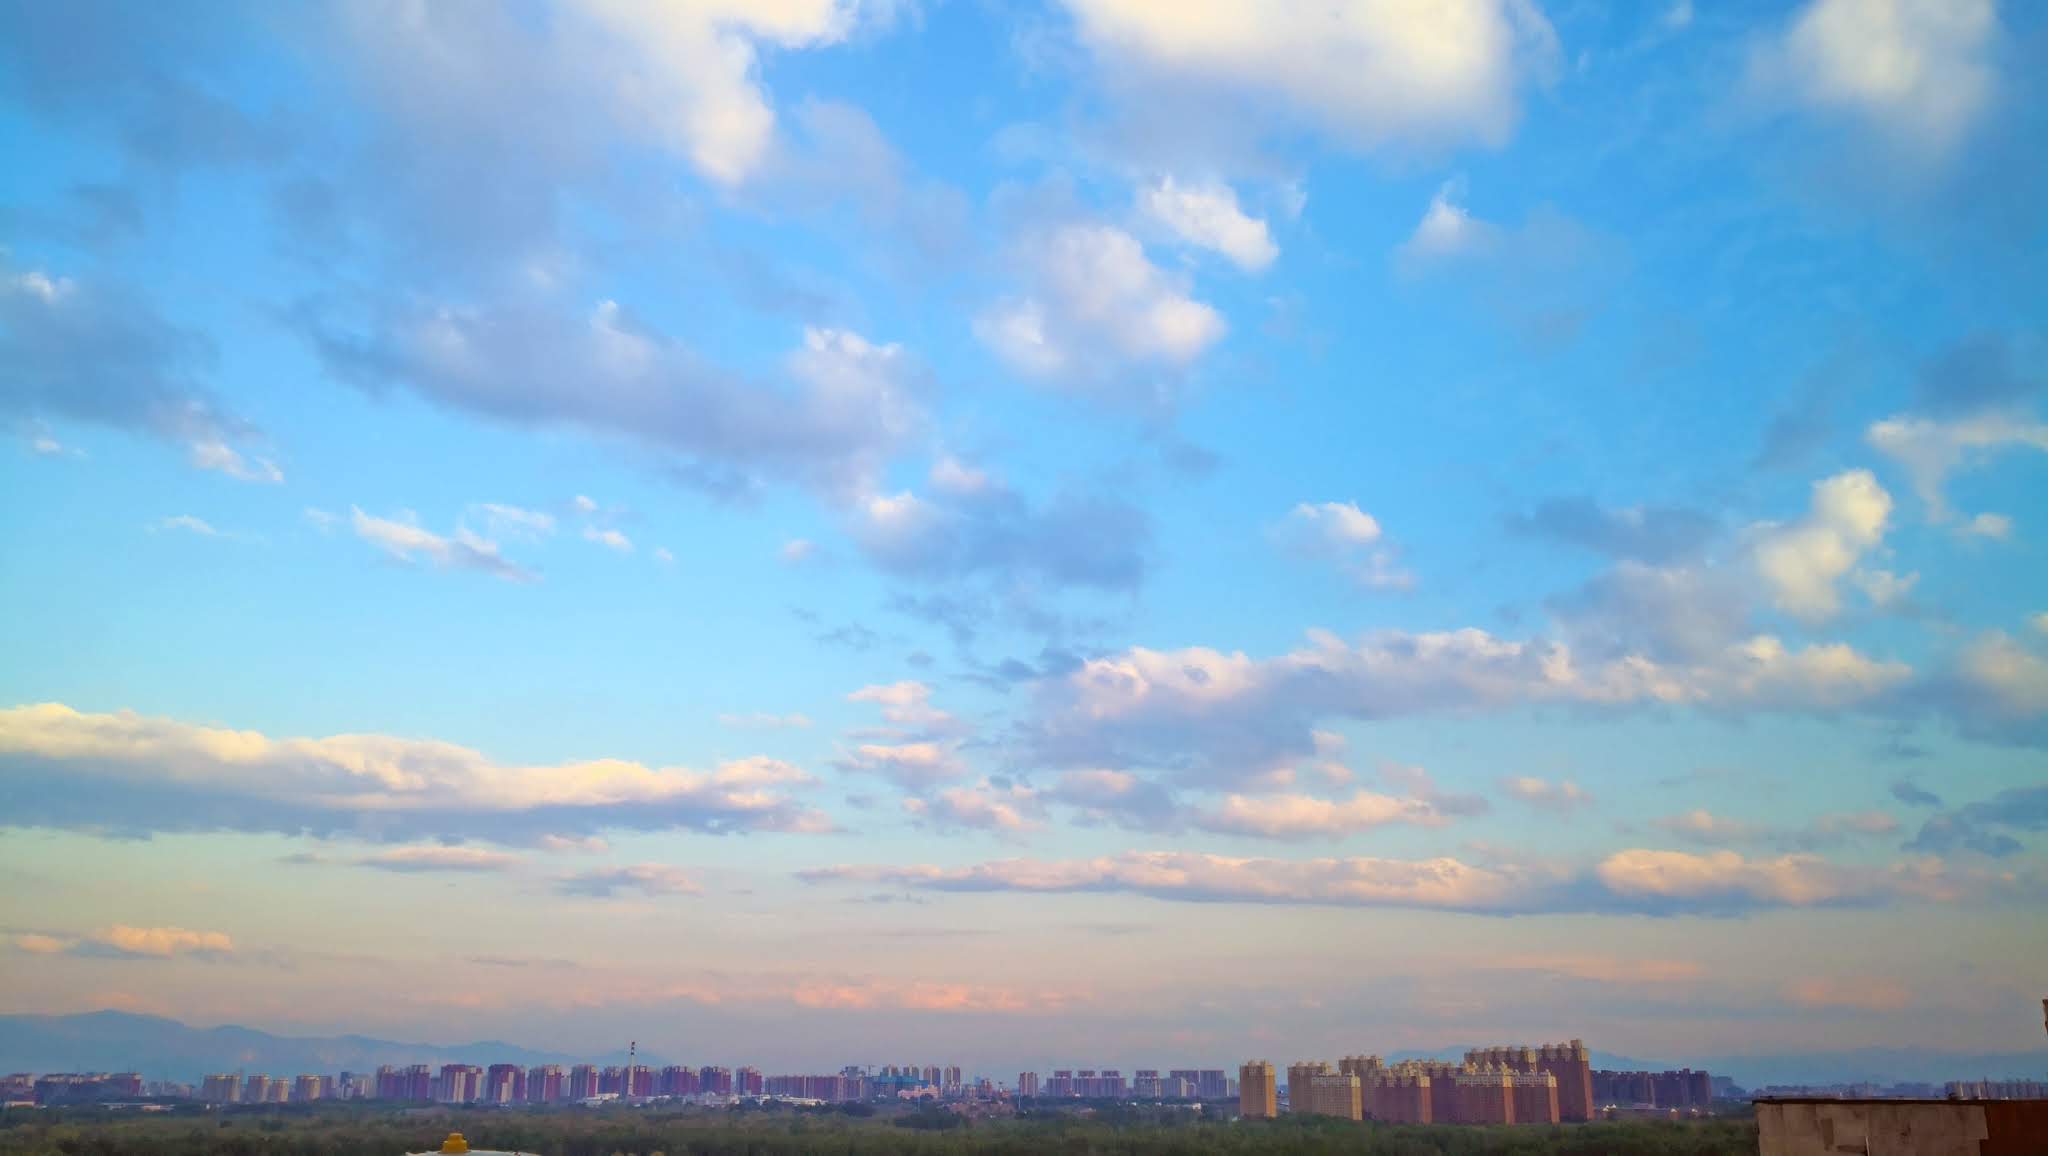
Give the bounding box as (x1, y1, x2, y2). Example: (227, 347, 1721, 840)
(1239, 1060, 1277, 1119)
(1286, 1061, 1362, 1121)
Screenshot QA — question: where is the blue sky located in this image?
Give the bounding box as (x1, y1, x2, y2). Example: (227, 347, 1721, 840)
(1, 0, 2045, 1073)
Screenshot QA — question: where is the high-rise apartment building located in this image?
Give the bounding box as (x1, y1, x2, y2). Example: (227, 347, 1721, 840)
(528, 1065, 565, 1103)
(484, 1064, 523, 1104)
(699, 1066, 733, 1095)
(1468, 1041, 1592, 1122)
(200, 1074, 241, 1103)
(436, 1065, 481, 1104)
(244, 1075, 273, 1103)
(735, 1067, 763, 1096)
(1017, 1072, 1040, 1097)
(1239, 1060, 1278, 1119)
(1448, 1068, 1514, 1125)
(292, 1075, 322, 1102)
(1508, 1071, 1559, 1125)
(569, 1064, 599, 1100)
(1170, 1069, 1230, 1101)
(944, 1065, 962, 1092)
(1286, 1062, 1362, 1121)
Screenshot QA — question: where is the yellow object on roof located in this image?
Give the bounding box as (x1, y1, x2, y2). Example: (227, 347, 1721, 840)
(440, 1135, 469, 1154)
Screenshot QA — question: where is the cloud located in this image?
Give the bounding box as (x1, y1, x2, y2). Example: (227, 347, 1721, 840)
(1784, 976, 1913, 1011)
(556, 863, 700, 898)
(1652, 809, 1769, 846)
(356, 845, 524, 873)
(0, 703, 832, 841)
(847, 681, 953, 729)
(1277, 502, 1413, 590)
(1890, 779, 1943, 808)
(150, 515, 223, 538)
(537, 834, 610, 854)
(904, 782, 1047, 835)
(1, 260, 280, 482)
(1504, 497, 1718, 564)
(582, 525, 634, 553)
(801, 846, 2024, 916)
(1593, 848, 1955, 909)
(350, 507, 536, 582)
(33, 925, 238, 960)
(1957, 512, 2012, 540)
(1501, 776, 1593, 812)
(849, 477, 1150, 590)
(975, 223, 1224, 388)
(299, 297, 923, 499)
(1493, 954, 1705, 985)
(801, 850, 1555, 913)
(471, 502, 557, 541)
(1395, 181, 1497, 274)
(1906, 785, 2048, 859)
(1058, 0, 1558, 153)
(1137, 176, 1277, 272)
(1754, 0, 1998, 155)
(780, 538, 819, 564)
(1186, 790, 1449, 840)
(1025, 628, 1909, 786)
(1751, 469, 1893, 621)
(1867, 414, 2048, 520)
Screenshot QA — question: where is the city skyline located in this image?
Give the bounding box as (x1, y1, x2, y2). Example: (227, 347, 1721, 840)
(4, 0, 2047, 1070)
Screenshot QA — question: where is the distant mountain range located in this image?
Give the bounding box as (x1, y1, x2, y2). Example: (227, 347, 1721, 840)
(3, 1011, 2043, 1090)
(0, 1011, 646, 1084)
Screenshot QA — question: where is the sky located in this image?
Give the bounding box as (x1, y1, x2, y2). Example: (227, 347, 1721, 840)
(1, 0, 2045, 1077)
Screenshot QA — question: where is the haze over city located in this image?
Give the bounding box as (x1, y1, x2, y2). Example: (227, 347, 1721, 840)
(2, 0, 2045, 1087)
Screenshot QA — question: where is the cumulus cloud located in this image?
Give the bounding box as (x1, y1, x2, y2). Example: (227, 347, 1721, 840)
(16, 925, 237, 960)
(1, 261, 281, 482)
(1396, 181, 1497, 274)
(1138, 176, 1277, 272)
(582, 525, 634, 553)
(351, 507, 536, 582)
(1754, 0, 1998, 154)
(301, 298, 922, 500)
(1025, 628, 1909, 786)
(1906, 785, 2048, 859)
(837, 682, 970, 788)
(0, 703, 832, 841)
(1058, 0, 1559, 152)
(975, 223, 1224, 387)
(848, 475, 1150, 590)
(1187, 790, 1448, 840)
(1868, 414, 2048, 521)
(1751, 469, 1893, 621)
(1501, 776, 1593, 812)
(1277, 501, 1413, 590)
(1593, 848, 1955, 909)
(557, 862, 700, 898)
(904, 782, 1047, 835)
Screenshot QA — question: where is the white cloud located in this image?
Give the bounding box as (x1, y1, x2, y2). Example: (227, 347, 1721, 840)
(1596, 848, 1913, 907)
(1957, 512, 2012, 540)
(1751, 469, 1892, 620)
(1189, 790, 1447, 840)
(1758, 0, 1997, 153)
(803, 849, 1546, 912)
(1852, 568, 1919, 609)
(1395, 181, 1497, 273)
(1652, 809, 1768, 845)
(1278, 501, 1414, 591)
(1867, 413, 2048, 519)
(358, 845, 524, 873)
(557, 862, 700, 898)
(351, 507, 536, 582)
(653, 546, 675, 565)
(976, 224, 1224, 385)
(1059, 0, 1559, 152)
(96, 925, 235, 958)
(847, 681, 952, 729)
(780, 537, 819, 564)
(151, 515, 222, 538)
(2031, 612, 2048, 636)
(718, 711, 813, 731)
(187, 440, 284, 484)
(928, 455, 991, 496)
(472, 502, 557, 541)
(303, 508, 338, 533)
(1958, 632, 2048, 719)
(0, 703, 832, 840)
(904, 782, 1046, 834)
(1138, 177, 1278, 272)
(570, 0, 866, 186)
(1502, 776, 1592, 812)
(583, 525, 634, 553)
